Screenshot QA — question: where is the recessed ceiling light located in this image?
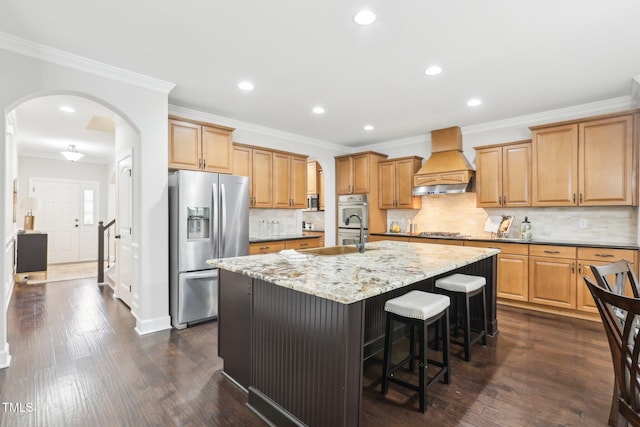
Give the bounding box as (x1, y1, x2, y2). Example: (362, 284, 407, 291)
(354, 10, 376, 25)
(424, 65, 442, 76)
(363, 125, 374, 131)
(59, 105, 75, 113)
(238, 81, 254, 91)
(312, 106, 325, 114)
(467, 98, 482, 107)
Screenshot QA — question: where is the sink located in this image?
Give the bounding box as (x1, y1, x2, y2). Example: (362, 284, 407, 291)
(301, 245, 378, 256)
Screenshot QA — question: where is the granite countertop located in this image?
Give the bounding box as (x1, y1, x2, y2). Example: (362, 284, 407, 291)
(371, 232, 639, 250)
(250, 234, 321, 243)
(208, 240, 499, 304)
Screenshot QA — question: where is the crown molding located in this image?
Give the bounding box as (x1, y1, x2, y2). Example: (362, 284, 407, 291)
(169, 104, 349, 153)
(462, 96, 633, 136)
(360, 96, 635, 152)
(0, 31, 176, 94)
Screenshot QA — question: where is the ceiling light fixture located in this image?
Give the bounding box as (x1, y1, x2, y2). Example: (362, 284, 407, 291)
(59, 105, 75, 113)
(363, 125, 374, 131)
(312, 106, 325, 114)
(238, 81, 254, 91)
(467, 98, 482, 107)
(60, 144, 84, 162)
(354, 10, 376, 25)
(425, 65, 442, 76)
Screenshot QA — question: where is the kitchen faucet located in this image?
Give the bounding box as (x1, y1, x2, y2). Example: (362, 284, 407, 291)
(345, 214, 365, 253)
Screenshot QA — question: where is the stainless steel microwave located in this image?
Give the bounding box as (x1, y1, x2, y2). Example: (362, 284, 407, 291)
(306, 194, 319, 211)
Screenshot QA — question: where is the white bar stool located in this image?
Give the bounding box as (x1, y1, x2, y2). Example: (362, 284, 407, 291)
(381, 290, 451, 413)
(435, 273, 487, 361)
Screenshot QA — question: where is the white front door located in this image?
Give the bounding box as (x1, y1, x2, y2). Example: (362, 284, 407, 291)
(32, 179, 100, 264)
(33, 180, 80, 264)
(116, 154, 133, 308)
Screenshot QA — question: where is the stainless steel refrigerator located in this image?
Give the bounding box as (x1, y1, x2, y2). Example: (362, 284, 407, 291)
(169, 170, 249, 329)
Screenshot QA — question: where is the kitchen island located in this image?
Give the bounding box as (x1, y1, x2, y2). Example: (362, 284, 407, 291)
(208, 241, 499, 426)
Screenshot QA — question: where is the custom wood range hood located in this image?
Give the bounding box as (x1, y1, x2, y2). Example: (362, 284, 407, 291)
(413, 126, 475, 195)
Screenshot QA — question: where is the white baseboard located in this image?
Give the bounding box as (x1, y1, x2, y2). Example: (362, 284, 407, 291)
(134, 315, 171, 335)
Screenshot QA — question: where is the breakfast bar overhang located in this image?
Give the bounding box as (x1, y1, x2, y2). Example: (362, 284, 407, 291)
(209, 241, 499, 426)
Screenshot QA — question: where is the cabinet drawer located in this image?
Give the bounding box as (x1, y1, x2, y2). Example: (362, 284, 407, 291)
(529, 245, 576, 259)
(464, 240, 528, 255)
(249, 241, 285, 255)
(576, 247, 635, 263)
(285, 238, 318, 250)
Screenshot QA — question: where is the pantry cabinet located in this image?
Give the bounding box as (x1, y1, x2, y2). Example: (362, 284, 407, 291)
(530, 111, 637, 207)
(168, 117, 233, 173)
(378, 156, 423, 209)
(475, 141, 531, 208)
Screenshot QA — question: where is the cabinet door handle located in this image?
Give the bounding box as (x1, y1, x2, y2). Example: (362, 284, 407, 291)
(260, 246, 269, 250)
(595, 253, 615, 258)
(578, 264, 582, 274)
(544, 250, 560, 254)
(300, 243, 308, 247)
(572, 193, 576, 204)
(503, 196, 506, 205)
(579, 193, 583, 204)
(571, 263, 575, 273)
(203, 159, 206, 168)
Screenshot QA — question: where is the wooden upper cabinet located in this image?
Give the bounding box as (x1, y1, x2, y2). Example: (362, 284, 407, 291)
(168, 117, 233, 173)
(201, 125, 233, 173)
(378, 156, 422, 209)
(579, 115, 634, 206)
(273, 153, 307, 208)
(531, 124, 578, 206)
(475, 146, 502, 208)
(168, 119, 201, 170)
(232, 144, 252, 177)
(336, 157, 353, 194)
(307, 161, 318, 194)
(252, 148, 273, 208)
(475, 141, 531, 208)
(336, 152, 388, 195)
(530, 111, 638, 207)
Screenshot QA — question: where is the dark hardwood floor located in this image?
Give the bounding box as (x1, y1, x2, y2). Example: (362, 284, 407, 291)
(0, 278, 612, 426)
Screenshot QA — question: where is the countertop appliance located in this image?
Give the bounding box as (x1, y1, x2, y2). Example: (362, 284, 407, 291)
(169, 170, 249, 329)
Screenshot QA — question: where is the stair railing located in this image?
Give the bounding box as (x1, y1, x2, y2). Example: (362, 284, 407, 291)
(98, 219, 116, 284)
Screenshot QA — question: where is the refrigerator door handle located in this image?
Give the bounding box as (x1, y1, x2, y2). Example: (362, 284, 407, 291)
(212, 182, 220, 258)
(220, 183, 227, 256)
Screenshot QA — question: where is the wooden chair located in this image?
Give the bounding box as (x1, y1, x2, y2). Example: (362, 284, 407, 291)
(590, 260, 640, 298)
(591, 260, 640, 425)
(584, 275, 640, 427)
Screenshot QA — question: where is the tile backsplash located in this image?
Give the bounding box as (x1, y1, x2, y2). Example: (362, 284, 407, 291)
(387, 193, 638, 245)
(249, 209, 302, 238)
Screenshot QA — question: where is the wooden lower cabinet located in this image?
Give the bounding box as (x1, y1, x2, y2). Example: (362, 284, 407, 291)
(249, 238, 320, 255)
(528, 245, 577, 309)
(575, 247, 637, 313)
(464, 241, 528, 301)
(303, 231, 325, 247)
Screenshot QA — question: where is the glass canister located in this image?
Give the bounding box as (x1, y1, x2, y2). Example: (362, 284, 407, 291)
(520, 216, 532, 240)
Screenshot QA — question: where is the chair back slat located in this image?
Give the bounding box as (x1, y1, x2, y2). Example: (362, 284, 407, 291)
(590, 260, 640, 298)
(584, 275, 640, 425)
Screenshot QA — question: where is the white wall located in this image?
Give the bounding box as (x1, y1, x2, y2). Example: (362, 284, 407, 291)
(0, 46, 173, 368)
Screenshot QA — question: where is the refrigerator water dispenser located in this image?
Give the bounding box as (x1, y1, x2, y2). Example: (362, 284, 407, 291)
(187, 207, 210, 239)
